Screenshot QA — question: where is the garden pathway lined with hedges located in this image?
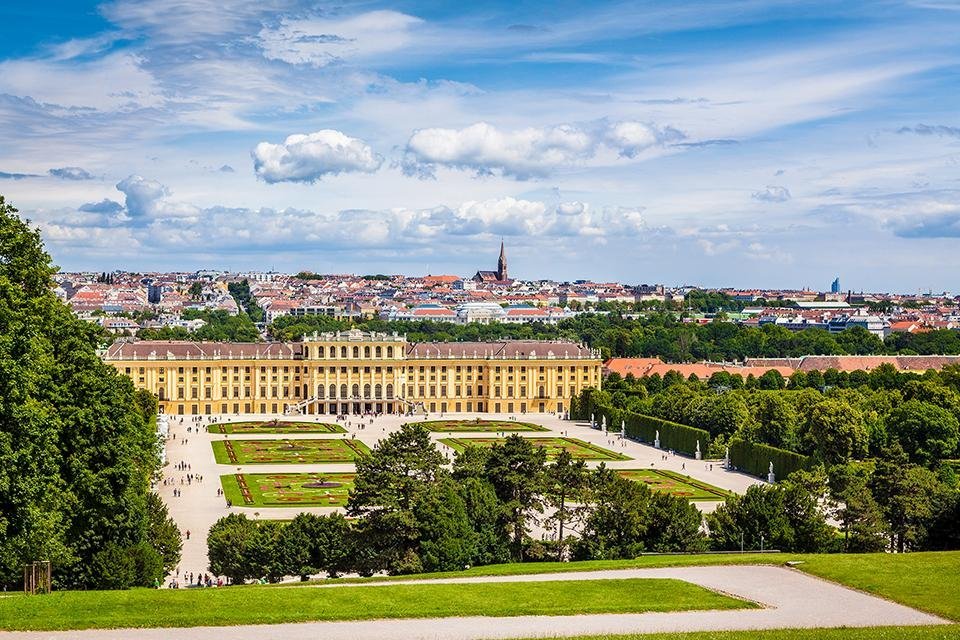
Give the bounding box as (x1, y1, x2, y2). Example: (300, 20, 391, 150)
(0, 565, 945, 639)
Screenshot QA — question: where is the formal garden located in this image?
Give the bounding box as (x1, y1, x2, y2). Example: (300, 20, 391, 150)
(207, 419, 346, 434)
(439, 436, 631, 461)
(221, 472, 356, 507)
(616, 469, 734, 501)
(415, 418, 549, 432)
(211, 439, 371, 464)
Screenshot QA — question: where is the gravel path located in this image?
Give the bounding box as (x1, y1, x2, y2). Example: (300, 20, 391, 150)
(0, 565, 947, 640)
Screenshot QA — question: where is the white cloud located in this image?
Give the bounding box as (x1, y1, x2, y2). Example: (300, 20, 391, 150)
(115, 175, 199, 220)
(751, 185, 792, 202)
(258, 11, 423, 67)
(402, 120, 684, 179)
(252, 130, 384, 184)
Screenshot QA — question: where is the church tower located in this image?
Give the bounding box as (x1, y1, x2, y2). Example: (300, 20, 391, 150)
(497, 240, 508, 281)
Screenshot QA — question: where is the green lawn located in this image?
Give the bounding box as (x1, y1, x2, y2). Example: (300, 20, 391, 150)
(415, 419, 549, 432)
(616, 469, 734, 501)
(208, 420, 345, 434)
(0, 578, 750, 631)
(221, 472, 355, 507)
(439, 436, 631, 461)
(211, 438, 370, 464)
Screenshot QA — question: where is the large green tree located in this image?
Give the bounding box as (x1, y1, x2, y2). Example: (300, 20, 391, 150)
(0, 196, 171, 589)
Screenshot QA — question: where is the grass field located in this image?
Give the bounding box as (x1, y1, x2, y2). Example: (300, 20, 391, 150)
(221, 472, 356, 507)
(211, 438, 370, 464)
(0, 578, 750, 631)
(415, 419, 549, 432)
(208, 420, 345, 434)
(616, 469, 734, 501)
(439, 436, 631, 461)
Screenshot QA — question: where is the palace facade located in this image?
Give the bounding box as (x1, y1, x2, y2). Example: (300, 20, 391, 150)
(104, 330, 602, 416)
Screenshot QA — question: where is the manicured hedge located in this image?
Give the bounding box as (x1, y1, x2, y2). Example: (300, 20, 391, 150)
(573, 389, 710, 457)
(727, 438, 813, 481)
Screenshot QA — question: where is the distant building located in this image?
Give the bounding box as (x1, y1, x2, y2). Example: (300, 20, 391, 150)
(147, 283, 163, 304)
(830, 277, 840, 294)
(473, 241, 510, 284)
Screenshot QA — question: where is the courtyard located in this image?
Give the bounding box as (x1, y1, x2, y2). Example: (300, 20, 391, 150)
(438, 436, 632, 461)
(415, 418, 549, 432)
(616, 469, 734, 501)
(221, 472, 356, 507)
(211, 438, 371, 464)
(208, 420, 346, 434)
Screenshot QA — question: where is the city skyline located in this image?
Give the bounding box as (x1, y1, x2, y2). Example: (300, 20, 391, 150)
(2, 1, 960, 290)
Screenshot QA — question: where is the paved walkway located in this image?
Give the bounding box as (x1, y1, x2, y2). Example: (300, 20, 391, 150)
(158, 412, 762, 578)
(0, 565, 946, 639)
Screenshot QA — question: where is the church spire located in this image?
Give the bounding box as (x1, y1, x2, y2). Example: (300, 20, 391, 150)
(497, 239, 508, 281)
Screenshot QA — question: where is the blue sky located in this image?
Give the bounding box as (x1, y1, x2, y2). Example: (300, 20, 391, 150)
(1, 0, 960, 291)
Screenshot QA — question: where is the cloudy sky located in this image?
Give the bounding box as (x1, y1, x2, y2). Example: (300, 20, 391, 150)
(1, 1, 959, 291)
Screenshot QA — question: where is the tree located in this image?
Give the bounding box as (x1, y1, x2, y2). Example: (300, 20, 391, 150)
(207, 513, 258, 583)
(807, 399, 867, 464)
(347, 423, 446, 573)
(146, 493, 182, 575)
(706, 481, 828, 553)
(412, 477, 476, 572)
(886, 400, 960, 464)
(0, 196, 160, 589)
(543, 450, 588, 559)
(574, 468, 650, 560)
(483, 435, 547, 560)
(749, 393, 798, 449)
(187, 281, 202, 299)
(828, 464, 886, 552)
(870, 445, 941, 552)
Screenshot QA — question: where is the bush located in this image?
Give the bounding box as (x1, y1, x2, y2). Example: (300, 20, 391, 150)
(728, 438, 813, 480)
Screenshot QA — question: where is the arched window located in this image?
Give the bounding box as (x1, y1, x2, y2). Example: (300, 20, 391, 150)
(375, 383, 382, 399)
(364, 346, 371, 358)
(387, 346, 394, 358)
(158, 388, 165, 400)
(339, 384, 347, 399)
(364, 384, 371, 399)
(329, 384, 337, 399)
(539, 385, 545, 398)
(375, 346, 382, 358)
(340, 346, 347, 358)
(352, 346, 360, 358)
(386, 383, 394, 399)
(318, 346, 325, 358)
(352, 384, 360, 399)
(303, 346, 309, 358)
(317, 385, 325, 399)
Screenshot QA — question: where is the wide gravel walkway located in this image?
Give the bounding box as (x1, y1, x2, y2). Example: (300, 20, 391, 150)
(0, 565, 947, 639)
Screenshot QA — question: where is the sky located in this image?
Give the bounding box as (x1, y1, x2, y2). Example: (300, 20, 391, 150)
(1, 1, 959, 291)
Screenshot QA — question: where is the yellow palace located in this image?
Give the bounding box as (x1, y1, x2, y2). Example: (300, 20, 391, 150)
(104, 330, 602, 416)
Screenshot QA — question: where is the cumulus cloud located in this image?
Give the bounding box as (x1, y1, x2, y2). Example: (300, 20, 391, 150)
(115, 175, 199, 220)
(252, 130, 383, 184)
(402, 120, 684, 179)
(79, 199, 125, 214)
(604, 121, 684, 157)
(258, 10, 423, 67)
(751, 185, 792, 202)
(49, 166, 94, 180)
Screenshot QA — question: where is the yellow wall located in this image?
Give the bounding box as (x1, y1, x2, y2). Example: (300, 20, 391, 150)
(106, 336, 601, 416)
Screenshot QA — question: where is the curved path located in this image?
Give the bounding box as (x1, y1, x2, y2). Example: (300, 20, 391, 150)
(0, 565, 947, 640)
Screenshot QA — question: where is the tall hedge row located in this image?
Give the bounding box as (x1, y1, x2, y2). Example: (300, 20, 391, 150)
(727, 438, 813, 480)
(572, 388, 710, 457)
